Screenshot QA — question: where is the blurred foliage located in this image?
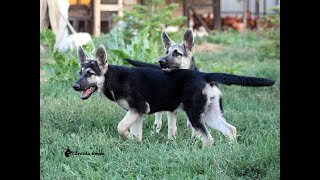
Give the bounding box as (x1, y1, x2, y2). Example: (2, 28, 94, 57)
(40, 3, 279, 84)
(113, 0, 185, 43)
(257, 5, 280, 60)
(93, 26, 159, 65)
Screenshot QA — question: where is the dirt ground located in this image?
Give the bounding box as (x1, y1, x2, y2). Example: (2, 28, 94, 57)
(194, 42, 224, 53)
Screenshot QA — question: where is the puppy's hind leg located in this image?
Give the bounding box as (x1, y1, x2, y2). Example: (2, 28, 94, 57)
(153, 111, 163, 133)
(205, 96, 237, 140)
(186, 117, 197, 138)
(183, 88, 214, 146)
(186, 112, 214, 147)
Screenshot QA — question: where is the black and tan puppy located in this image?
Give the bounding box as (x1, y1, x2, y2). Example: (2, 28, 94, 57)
(73, 44, 274, 146)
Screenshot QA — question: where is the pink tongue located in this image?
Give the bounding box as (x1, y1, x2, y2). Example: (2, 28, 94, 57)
(81, 88, 91, 97)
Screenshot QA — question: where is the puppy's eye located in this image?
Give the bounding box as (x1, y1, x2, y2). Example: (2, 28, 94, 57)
(87, 71, 95, 76)
(78, 70, 82, 75)
(173, 50, 182, 56)
(165, 50, 168, 54)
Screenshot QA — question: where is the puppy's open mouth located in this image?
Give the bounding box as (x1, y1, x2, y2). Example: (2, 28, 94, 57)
(160, 65, 176, 72)
(159, 63, 179, 72)
(81, 86, 97, 99)
(161, 67, 173, 72)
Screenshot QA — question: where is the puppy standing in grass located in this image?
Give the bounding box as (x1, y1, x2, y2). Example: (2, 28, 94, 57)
(125, 28, 274, 139)
(125, 29, 223, 139)
(73, 45, 274, 146)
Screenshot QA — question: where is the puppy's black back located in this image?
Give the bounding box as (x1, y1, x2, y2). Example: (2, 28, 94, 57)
(104, 66, 206, 114)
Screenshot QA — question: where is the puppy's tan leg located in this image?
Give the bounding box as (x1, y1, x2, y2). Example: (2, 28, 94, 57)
(185, 113, 214, 147)
(199, 126, 214, 147)
(154, 112, 163, 133)
(191, 121, 214, 147)
(118, 110, 142, 140)
(130, 118, 143, 142)
(187, 117, 198, 138)
(167, 111, 177, 139)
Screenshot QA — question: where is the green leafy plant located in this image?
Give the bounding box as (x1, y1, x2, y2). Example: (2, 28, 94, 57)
(122, 26, 159, 63)
(113, 0, 185, 43)
(40, 29, 55, 53)
(40, 29, 90, 83)
(94, 26, 160, 65)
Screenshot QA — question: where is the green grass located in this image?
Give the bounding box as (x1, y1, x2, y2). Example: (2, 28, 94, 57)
(40, 31, 279, 179)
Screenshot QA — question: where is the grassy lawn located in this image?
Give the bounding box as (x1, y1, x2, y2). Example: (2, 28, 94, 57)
(40, 32, 280, 179)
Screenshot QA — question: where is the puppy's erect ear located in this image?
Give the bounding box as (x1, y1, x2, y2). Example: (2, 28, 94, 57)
(183, 28, 194, 52)
(78, 46, 88, 65)
(161, 31, 175, 50)
(95, 44, 108, 71)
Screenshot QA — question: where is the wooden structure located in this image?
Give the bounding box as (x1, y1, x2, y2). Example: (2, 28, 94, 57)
(68, 0, 123, 36)
(93, 0, 123, 36)
(212, 0, 221, 31)
(184, 0, 279, 31)
(184, 0, 220, 32)
(68, 1, 93, 33)
(66, 0, 279, 35)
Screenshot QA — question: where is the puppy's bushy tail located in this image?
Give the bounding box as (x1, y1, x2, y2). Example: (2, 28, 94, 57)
(205, 73, 275, 87)
(124, 58, 161, 69)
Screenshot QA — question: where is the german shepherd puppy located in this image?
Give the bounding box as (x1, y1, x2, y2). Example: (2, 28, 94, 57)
(72, 45, 274, 146)
(124, 28, 274, 138)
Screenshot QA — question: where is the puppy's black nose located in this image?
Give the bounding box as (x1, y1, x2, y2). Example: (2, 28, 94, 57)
(158, 59, 165, 66)
(72, 83, 80, 91)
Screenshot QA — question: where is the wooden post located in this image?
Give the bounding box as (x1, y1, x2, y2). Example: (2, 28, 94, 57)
(93, 0, 101, 36)
(118, 0, 123, 17)
(243, 0, 247, 29)
(213, 0, 221, 31)
(255, 0, 259, 17)
(263, 0, 266, 15)
(243, 0, 247, 47)
(183, 0, 189, 27)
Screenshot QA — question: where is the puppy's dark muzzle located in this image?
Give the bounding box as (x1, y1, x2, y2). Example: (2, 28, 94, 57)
(72, 83, 81, 91)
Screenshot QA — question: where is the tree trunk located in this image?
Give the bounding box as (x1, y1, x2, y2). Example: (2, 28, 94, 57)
(212, 0, 221, 31)
(255, 0, 260, 18)
(183, 0, 189, 27)
(263, 0, 266, 15)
